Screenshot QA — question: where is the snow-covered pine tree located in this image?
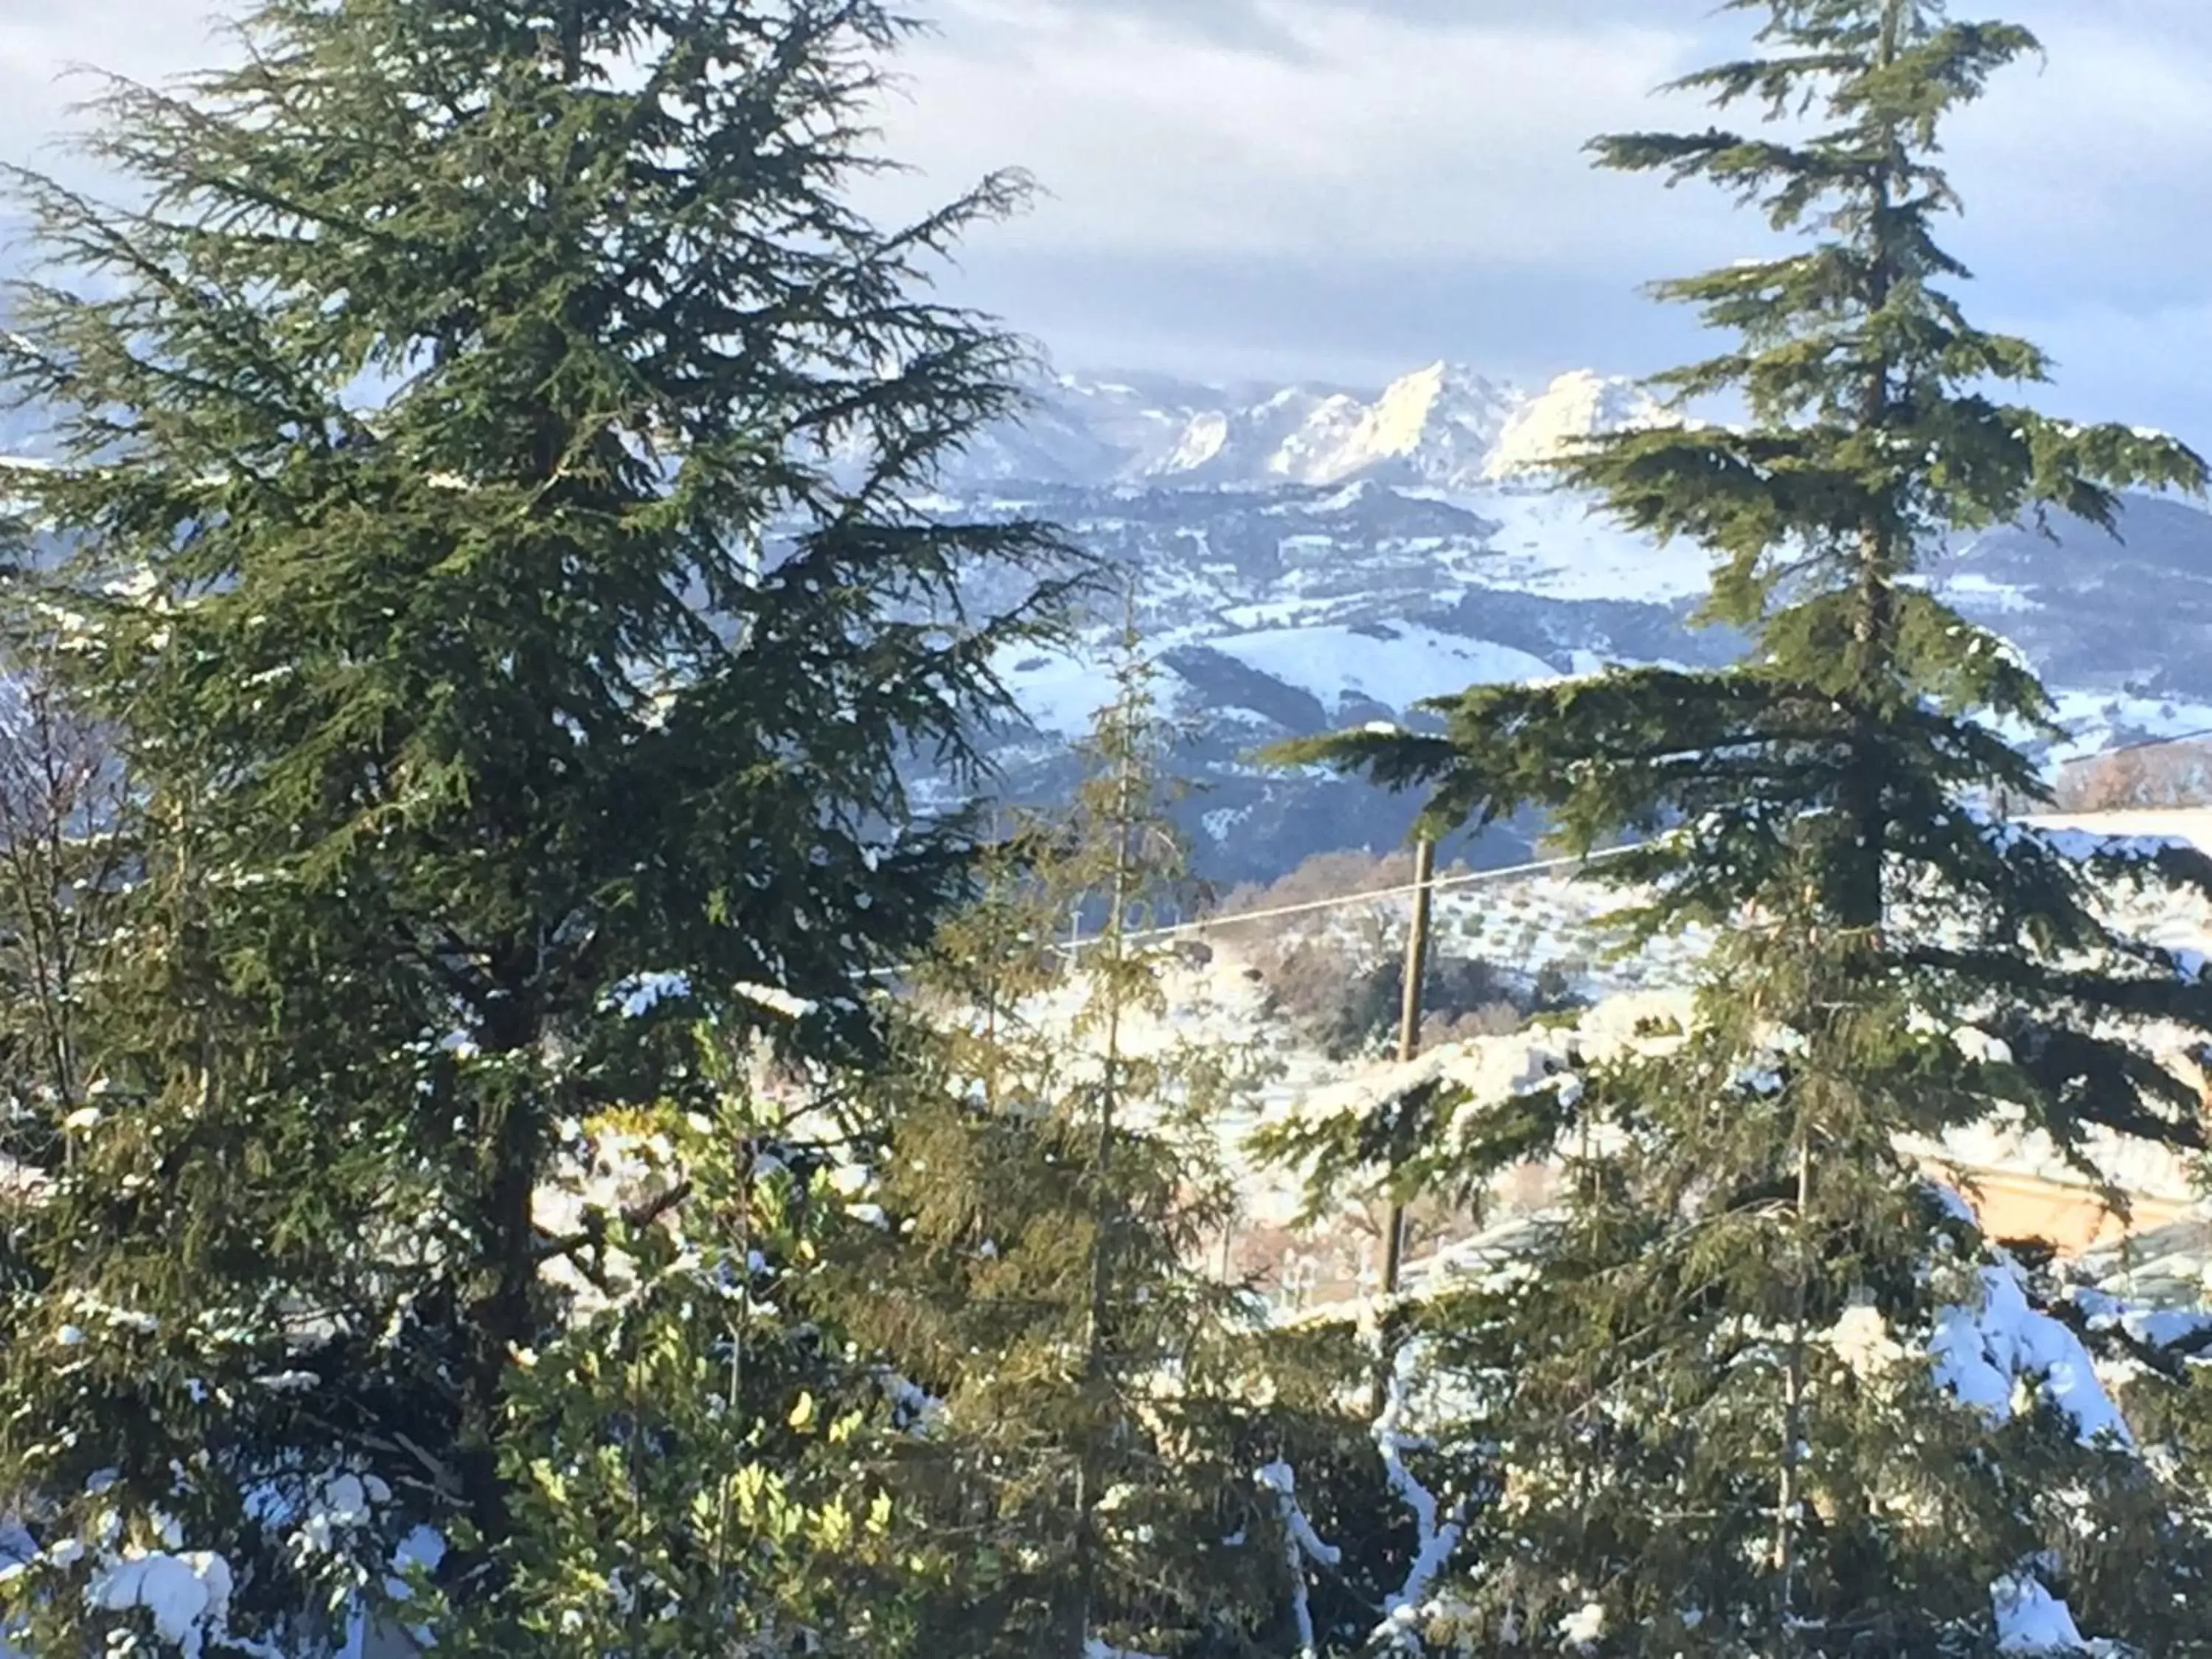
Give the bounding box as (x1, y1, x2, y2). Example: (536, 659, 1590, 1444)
(0, 0, 1068, 1650)
(821, 639, 1426, 1659)
(1276, 1, 2212, 1650)
(827, 642, 1296, 1659)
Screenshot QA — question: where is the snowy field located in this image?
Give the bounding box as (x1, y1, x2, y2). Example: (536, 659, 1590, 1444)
(1120, 808, 2212, 1311)
(1425, 484, 1713, 605)
(1206, 621, 1557, 714)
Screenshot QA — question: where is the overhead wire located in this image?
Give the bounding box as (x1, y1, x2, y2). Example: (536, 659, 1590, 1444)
(1069, 841, 1649, 953)
(860, 841, 1650, 982)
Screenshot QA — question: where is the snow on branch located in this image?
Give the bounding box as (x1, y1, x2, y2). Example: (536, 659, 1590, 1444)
(1242, 1340, 1474, 1658)
(1371, 1346, 1467, 1652)
(599, 972, 818, 1022)
(1083, 1641, 1168, 1659)
(605, 970, 692, 1018)
(86, 1554, 239, 1659)
(2068, 1286, 2212, 1354)
(1931, 1254, 2132, 1449)
(1975, 808, 2196, 872)
(1256, 1461, 1340, 1659)
(1992, 1571, 2090, 1655)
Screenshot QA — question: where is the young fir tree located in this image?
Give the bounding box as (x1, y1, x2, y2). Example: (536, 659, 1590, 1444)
(0, 636, 133, 1163)
(0, 0, 1068, 1650)
(827, 644, 1303, 1659)
(0, 636, 133, 1338)
(1279, 1, 2212, 1650)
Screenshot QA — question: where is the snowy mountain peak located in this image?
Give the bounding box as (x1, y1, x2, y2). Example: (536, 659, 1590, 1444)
(947, 359, 1666, 494)
(1485, 370, 1669, 482)
(1301, 361, 1520, 487)
(1163, 409, 1231, 473)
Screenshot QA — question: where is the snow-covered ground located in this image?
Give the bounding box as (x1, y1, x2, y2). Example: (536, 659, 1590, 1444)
(2027, 807, 2212, 850)
(1426, 484, 1713, 605)
(2043, 695, 2212, 766)
(1070, 807, 2212, 1311)
(1206, 621, 1557, 714)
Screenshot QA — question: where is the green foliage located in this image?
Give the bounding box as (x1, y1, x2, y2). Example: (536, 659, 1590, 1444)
(434, 1060, 926, 1657)
(1270, 2, 2212, 1650)
(0, 639, 133, 1239)
(0, 0, 1071, 1650)
(827, 644, 1299, 1659)
(1417, 922, 2212, 1653)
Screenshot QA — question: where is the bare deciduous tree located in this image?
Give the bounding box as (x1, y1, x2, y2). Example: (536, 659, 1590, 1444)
(0, 645, 133, 1166)
(2053, 736, 2212, 812)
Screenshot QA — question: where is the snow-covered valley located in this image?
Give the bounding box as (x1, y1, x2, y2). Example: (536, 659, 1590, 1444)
(911, 360, 2212, 883)
(998, 807, 2212, 1330)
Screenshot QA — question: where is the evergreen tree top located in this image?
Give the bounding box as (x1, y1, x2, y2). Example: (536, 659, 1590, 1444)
(0, 0, 1082, 1048)
(1267, 13, 2212, 1646)
(1276, 0, 2212, 1155)
(1576, 1, 2203, 624)
(0, 4, 1083, 1652)
(1280, 0, 2207, 892)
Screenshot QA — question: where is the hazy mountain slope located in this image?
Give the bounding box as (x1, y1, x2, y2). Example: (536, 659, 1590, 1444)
(914, 364, 2212, 883)
(1940, 495, 2212, 714)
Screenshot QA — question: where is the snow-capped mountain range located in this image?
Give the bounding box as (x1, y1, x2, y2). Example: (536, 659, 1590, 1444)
(919, 361, 2212, 883)
(951, 361, 1668, 495)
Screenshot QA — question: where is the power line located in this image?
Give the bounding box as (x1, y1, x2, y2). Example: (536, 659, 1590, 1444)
(1085, 841, 1647, 952)
(2062, 726, 2212, 762)
(863, 841, 1649, 981)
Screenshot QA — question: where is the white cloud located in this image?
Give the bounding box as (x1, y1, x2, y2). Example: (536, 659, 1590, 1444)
(872, 0, 1734, 268)
(0, 0, 2201, 429)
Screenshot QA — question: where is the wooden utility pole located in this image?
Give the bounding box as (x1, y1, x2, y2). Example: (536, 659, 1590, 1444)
(1371, 835, 1436, 1417)
(1068, 660, 1144, 1659)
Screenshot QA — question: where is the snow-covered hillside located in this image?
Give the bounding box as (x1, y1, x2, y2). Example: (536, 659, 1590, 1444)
(913, 360, 2212, 883)
(1096, 807, 2212, 1321)
(939, 361, 1666, 495)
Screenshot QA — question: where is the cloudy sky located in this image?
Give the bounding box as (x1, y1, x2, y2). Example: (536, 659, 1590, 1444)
(869, 0, 2212, 434)
(4, 0, 2208, 431)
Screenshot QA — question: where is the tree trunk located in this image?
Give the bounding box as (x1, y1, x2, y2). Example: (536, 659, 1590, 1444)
(1065, 688, 1143, 1659)
(456, 953, 546, 1570)
(1371, 835, 1436, 1419)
